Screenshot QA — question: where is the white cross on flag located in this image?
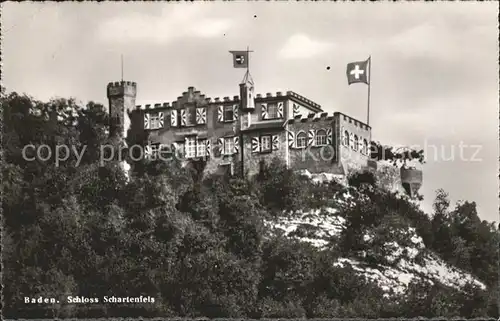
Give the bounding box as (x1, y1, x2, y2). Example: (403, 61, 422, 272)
(346, 59, 369, 85)
(230, 50, 249, 68)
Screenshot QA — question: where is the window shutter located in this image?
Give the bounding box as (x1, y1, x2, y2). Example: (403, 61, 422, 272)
(173, 142, 184, 158)
(261, 103, 268, 120)
(293, 103, 300, 117)
(251, 137, 260, 153)
(144, 145, 152, 158)
(349, 133, 355, 149)
(180, 109, 187, 126)
(326, 128, 333, 144)
(144, 113, 150, 129)
(233, 136, 239, 153)
(206, 139, 211, 156)
(233, 105, 239, 121)
(272, 135, 279, 150)
(277, 102, 284, 118)
(307, 129, 315, 146)
(158, 112, 164, 128)
(180, 143, 185, 158)
(171, 142, 177, 158)
(196, 107, 206, 124)
(287, 130, 295, 148)
(217, 106, 224, 122)
(170, 110, 178, 127)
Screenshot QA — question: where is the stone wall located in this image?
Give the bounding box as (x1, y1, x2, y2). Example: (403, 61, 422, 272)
(241, 129, 288, 176)
(287, 113, 343, 174)
(336, 112, 371, 176)
(107, 81, 137, 140)
(132, 87, 242, 176)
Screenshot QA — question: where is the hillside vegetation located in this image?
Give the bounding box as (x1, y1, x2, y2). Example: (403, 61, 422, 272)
(2, 91, 499, 319)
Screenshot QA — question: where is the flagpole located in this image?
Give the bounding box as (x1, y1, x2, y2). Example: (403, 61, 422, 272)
(246, 46, 250, 73)
(367, 56, 371, 126)
(121, 54, 124, 82)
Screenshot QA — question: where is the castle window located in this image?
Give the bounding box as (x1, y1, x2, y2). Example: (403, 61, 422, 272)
(260, 135, 271, 152)
(197, 139, 207, 157)
(149, 113, 161, 129)
(145, 143, 161, 159)
(353, 135, 359, 151)
(223, 105, 234, 122)
(151, 143, 160, 156)
(296, 132, 307, 148)
(349, 134, 355, 150)
(362, 139, 369, 155)
(315, 129, 327, 146)
(223, 137, 234, 155)
(343, 130, 349, 146)
(267, 104, 278, 119)
(185, 108, 195, 126)
(185, 137, 196, 158)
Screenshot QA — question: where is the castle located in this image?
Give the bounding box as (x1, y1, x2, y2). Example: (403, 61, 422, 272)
(107, 71, 372, 177)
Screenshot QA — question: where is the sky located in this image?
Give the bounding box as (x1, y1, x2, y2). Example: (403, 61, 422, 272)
(2, 2, 498, 223)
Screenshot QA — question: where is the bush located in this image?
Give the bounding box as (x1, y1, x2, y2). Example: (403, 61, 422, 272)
(255, 158, 306, 214)
(348, 170, 377, 189)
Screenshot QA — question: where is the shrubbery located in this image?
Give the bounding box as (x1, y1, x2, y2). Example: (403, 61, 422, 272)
(2, 91, 498, 318)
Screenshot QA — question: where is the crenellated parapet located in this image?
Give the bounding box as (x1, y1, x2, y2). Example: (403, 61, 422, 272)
(134, 102, 171, 111)
(286, 112, 336, 125)
(107, 81, 137, 98)
(132, 89, 322, 115)
(335, 112, 371, 131)
(283, 110, 370, 132)
(208, 96, 239, 106)
(176, 86, 209, 105)
(133, 86, 211, 111)
(286, 91, 322, 112)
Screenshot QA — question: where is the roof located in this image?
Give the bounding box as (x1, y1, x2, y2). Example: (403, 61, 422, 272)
(241, 70, 254, 86)
(241, 120, 286, 132)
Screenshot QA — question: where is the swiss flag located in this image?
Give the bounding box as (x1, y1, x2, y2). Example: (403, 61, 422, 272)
(230, 50, 249, 68)
(346, 58, 369, 85)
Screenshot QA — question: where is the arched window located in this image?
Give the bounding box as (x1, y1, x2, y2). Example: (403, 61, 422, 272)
(362, 139, 369, 155)
(315, 129, 327, 146)
(349, 133, 355, 149)
(343, 130, 349, 146)
(353, 135, 359, 151)
(296, 131, 307, 148)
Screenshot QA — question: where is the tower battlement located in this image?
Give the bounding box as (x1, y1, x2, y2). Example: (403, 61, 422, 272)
(287, 112, 335, 124)
(107, 81, 137, 98)
(336, 112, 371, 131)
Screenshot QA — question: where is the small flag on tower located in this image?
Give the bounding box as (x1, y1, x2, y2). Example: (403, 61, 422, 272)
(346, 59, 369, 85)
(230, 50, 249, 68)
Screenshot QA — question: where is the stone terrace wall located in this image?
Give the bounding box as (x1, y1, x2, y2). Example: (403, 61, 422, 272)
(287, 113, 343, 174)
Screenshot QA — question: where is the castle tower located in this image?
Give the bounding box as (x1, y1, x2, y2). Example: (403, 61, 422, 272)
(107, 81, 136, 179)
(107, 81, 137, 141)
(239, 70, 255, 130)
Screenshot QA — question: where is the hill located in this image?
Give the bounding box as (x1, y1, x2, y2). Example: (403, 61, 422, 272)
(1, 91, 498, 319)
(267, 173, 486, 296)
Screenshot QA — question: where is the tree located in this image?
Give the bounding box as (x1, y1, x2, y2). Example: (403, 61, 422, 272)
(370, 141, 425, 167)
